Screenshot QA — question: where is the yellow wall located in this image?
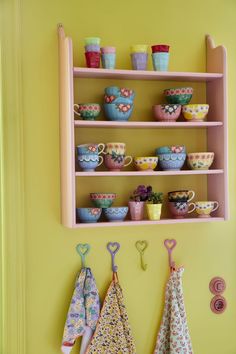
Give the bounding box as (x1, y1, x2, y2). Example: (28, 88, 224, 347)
(4, 0, 236, 353)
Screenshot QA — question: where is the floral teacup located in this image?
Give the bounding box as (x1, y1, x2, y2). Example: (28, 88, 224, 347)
(195, 201, 219, 218)
(76, 143, 105, 155)
(104, 154, 132, 171)
(168, 201, 196, 219)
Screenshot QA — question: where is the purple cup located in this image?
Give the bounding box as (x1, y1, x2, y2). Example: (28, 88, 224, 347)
(131, 52, 148, 70)
(85, 44, 100, 52)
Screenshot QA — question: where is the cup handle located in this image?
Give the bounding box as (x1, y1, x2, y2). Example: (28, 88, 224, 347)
(212, 201, 219, 212)
(73, 104, 81, 116)
(97, 155, 104, 167)
(188, 190, 195, 202)
(123, 156, 133, 167)
(188, 202, 196, 214)
(98, 143, 106, 155)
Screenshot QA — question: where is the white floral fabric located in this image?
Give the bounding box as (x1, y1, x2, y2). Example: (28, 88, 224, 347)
(154, 267, 193, 354)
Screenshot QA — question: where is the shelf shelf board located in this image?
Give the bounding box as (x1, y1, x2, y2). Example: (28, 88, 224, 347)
(73, 67, 223, 82)
(74, 120, 223, 129)
(75, 169, 223, 177)
(73, 217, 224, 228)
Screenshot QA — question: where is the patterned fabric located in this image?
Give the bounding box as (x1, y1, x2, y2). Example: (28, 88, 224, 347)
(61, 268, 100, 351)
(154, 267, 193, 354)
(86, 273, 136, 354)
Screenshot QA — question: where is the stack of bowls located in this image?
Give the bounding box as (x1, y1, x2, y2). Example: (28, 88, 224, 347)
(103, 86, 135, 121)
(156, 145, 186, 171)
(151, 44, 170, 71)
(90, 192, 128, 222)
(130, 45, 148, 70)
(101, 47, 116, 69)
(84, 37, 101, 68)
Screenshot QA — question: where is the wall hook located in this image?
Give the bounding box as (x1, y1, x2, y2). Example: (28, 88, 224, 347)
(107, 242, 120, 273)
(76, 243, 90, 268)
(135, 240, 148, 271)
(164, 239, 177, 270)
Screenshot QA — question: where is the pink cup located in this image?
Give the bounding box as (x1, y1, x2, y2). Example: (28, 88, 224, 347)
(168, 201, 196, 219)
(104, 154, 132, 171)
(101, 46, 116, 54)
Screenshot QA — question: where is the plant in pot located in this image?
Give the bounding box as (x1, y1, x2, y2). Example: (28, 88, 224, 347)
(146, 191, 163, 221)
(129, 185, 152, 221)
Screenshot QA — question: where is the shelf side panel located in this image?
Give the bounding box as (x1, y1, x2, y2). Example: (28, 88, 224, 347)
(206, 35, 228, 219)
(58, 25, 76, 227)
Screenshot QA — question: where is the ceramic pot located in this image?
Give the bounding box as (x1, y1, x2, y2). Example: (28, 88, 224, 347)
(168, 201, 196, 219)
(104, 154, 132, 171)
(195, 201, 219, 218)
(146, 203, 162, 221)
(129, 201, 145, 221)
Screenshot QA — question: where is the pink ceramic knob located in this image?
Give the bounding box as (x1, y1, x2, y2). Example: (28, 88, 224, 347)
(209, 277, 226, 295)
(210, 295, 227, 314)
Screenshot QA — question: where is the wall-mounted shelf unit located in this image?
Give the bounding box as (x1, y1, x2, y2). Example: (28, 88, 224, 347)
(58, 24, 228, 228)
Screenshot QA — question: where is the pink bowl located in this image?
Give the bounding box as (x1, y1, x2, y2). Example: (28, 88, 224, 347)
(153, 104, 181, 122)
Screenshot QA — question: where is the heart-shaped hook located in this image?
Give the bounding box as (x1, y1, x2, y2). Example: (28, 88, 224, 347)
(76, 244, 90, 267)
(135, 240, 148, 254)
(107, 242, 120, 255)
(164, 239, 176, 251)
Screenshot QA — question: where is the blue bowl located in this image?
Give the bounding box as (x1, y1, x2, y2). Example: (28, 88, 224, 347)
(103, 103, 134, 121)
(76, 208, 102, 223)
(77, 154, 101, 171)
(157, 153, 186, 171)
(104, 207, 128, 221)
(156, 145, 186, 155)
(104, 95, 134, 105)
(104, 86, 135, 101)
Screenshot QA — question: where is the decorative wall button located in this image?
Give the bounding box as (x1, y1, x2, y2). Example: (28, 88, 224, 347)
(209, 276, 226, 295)
(210, 295, 227, 314)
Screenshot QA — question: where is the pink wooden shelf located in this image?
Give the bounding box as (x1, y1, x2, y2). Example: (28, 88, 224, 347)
(73, 217, 224, 228)
(74, 120, 223, 129)
(75, 169, 223, 177)
(73, 67, 223, 82)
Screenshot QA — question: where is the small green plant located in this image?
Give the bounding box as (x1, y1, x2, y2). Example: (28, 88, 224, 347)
(147, 191, 163, 204)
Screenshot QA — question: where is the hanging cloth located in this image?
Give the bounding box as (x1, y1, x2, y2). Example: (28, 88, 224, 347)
(86, 273, 137, 354)
(61, 267, 100, 354)
(154, 267, 193, 354)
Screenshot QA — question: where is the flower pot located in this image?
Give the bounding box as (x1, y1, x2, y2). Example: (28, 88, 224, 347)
(128, 201, 145, 221)
(146, 203, 162, 221)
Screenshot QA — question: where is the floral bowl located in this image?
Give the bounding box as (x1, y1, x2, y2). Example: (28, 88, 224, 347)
(90, 193, 116, 208)
(182, 104, 209, 121)
(163, 87, 193, 105)
(103, 103, 134, 121)
(104, 207, 128, 221)
(76, 207, 102, 223)
(156, 145, 186, 155)
(134, 156, 158, 171)
(104, 86, 135, 101)
(157, 153, 186, 170)
(104, 95, 133, 105)
(187, 152, 214, 170)
(153, 104, 181, 122)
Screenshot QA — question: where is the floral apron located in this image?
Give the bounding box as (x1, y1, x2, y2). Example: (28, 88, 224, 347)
(154, 267, 193, 354)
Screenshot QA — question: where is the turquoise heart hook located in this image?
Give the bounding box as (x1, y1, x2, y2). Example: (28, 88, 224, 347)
(76, 243, 90, 268)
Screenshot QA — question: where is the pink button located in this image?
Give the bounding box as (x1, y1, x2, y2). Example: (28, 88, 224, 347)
(210, 295, 227, 314)
(209, 277, 226, 295)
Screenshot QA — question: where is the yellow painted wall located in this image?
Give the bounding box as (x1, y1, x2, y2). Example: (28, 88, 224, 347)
(7, 0, 236, 353)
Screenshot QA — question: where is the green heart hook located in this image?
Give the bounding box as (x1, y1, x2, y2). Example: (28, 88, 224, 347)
(135, 240, 148, 271)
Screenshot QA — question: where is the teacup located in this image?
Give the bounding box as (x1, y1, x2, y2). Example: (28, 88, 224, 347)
(74, 103, 101, 120)
(76, 143, 105, 156)
(77, 154, 103, 172)
(168, 190, 195, 202)
(105, 142, 126, 155)
(168, 201, 196, 219)
(195, 201, 219, 218)
(104, 154, 132, 171)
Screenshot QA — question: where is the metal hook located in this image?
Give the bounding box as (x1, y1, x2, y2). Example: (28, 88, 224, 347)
(76, 243, 90, 268)
(107, 242, 120, 273)
(164, 239, 177, 270)
(135, 240, 148, 271)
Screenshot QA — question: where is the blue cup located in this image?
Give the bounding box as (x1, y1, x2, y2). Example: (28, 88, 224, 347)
(101, 53, 116, 69)
(76, 143, 105, 156)
(77, 154, 103, 172)
(152, 52, 169, 71)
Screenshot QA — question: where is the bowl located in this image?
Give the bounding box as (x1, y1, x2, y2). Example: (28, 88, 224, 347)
(182, 104, 209, 121)
(90, 193, 116, 208)
(104, 207, 129, 221)
(104, 95, 133, 105)
(187, 152, 214, 170)
(103, 103, 134, 121)
(156, 145, 186, 155)
(153, 104, 181, 122)
(76, 207, 102, 223)
(157, 153, 186, 170)
(134, 156, 158, 171)
(104, 86, 135, 101)
(163, 87, 193, 105)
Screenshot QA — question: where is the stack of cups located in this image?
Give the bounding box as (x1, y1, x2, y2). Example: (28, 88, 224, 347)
(101, 47, 116, 69)
(84, 37, 101, 68)
(151, 44, 170, 71)
(130, 45, 148, 70)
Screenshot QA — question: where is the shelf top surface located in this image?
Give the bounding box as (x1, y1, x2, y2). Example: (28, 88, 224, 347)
(73, 67, 223, 82)
(74, 120, 223, 128)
